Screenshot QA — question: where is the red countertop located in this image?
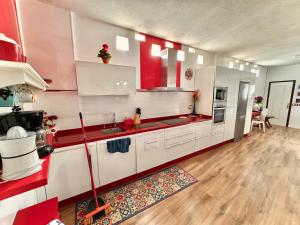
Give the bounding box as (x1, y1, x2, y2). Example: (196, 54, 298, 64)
(13, 197, 59, 225)
(53, 114, 212, 149)
(0, 156, 50, 201)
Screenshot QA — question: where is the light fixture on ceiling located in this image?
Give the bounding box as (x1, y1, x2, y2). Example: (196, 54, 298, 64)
(239, 64, 244, 71)
(151, 44, 161, 57)
(165, 41, 174, 48)
(251, 68, 256, 73)
(177, 50, 185, 61)
(116, 35, 129, 51)
(235, 59, 239, 63)
(134, 33, 145, 42)
(197, 55, 204, 64)
(245, 62, 249, 66)
(254, 64, 258, 68)
(189, 47, 195, 53)
(229, 61, 234, 68)
(256, 69, 260, 77)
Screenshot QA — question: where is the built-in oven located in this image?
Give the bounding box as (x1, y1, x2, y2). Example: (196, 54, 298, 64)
(214, 87, 228, 102)
(213, 106, 226, 124)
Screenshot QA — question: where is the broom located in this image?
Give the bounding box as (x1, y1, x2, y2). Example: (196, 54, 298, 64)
(79, 112, 111, 225)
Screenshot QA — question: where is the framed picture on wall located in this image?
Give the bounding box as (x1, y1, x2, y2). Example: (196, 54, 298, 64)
(297, 91, 300, 97)
(296, 99, 300, 103)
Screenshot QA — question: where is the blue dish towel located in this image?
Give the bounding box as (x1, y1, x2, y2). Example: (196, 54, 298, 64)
(107, 138, 131, 153)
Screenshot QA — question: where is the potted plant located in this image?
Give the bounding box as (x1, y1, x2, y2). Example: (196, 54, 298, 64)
(97, 43, 112, 64)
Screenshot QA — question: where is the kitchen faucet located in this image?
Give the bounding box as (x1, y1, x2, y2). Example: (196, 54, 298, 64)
(113, 112, 116, 128)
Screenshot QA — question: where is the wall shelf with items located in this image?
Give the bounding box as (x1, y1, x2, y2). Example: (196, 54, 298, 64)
(75, 60, 136, 96)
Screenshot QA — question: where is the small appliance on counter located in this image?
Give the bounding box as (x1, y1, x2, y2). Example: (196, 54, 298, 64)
(0, 126, 42, 181)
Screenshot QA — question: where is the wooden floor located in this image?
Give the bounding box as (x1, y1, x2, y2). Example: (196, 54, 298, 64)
(60, 126, 300, 225)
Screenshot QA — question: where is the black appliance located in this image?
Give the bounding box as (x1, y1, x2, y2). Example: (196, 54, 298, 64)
(0, 111, 44, 135)
(214, 87, 228, 102)
(213, 106, 226, 124)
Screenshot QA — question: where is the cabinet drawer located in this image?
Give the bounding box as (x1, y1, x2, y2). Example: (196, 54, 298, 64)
(195, 121, 212, 138)
(136, 130, 166, 173)
(195, 136, 211, 151)
(211, 124, 225, 135)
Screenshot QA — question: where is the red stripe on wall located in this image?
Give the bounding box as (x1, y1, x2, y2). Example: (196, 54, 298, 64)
(0, 0, 22, 49)
(140, 34, 181, 89)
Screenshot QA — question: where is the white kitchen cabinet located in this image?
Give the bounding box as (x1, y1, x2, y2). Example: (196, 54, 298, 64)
(46, 143, 99, 201)
(211, 124, 225, 145)
(195, 67, 215, 116)
(226, 70, 240, 107)
(76, 61, 136, 96)
(224, 107, 237, 141)
(164, 124, 195, 161)
(97, 135, 136, 186)
(136, 130, 166, 173)
(194, 121, 212, 151)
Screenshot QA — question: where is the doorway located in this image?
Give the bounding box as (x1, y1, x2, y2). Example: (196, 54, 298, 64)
(266, 80, 295, 127)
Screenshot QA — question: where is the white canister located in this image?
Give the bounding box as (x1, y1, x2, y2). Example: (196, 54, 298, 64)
(0, 132, 42, 181)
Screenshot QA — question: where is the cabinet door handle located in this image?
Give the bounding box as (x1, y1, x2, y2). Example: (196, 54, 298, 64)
(145, 139, 159, 144)
(165, 142, 181, 149)
(181, 138, 195, 144)
(181, 131, 194, 136)
(165, 134, 181, 140)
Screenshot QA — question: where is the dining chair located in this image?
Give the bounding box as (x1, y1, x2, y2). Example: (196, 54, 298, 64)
(251, 108, 268, 133)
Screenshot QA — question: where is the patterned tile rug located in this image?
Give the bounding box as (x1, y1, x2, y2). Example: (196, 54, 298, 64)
(75, 166, 197, 225)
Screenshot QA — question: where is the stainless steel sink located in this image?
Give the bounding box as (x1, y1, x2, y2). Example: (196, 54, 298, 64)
(100, 127, 125, 135)
(135, 122, 158, 129)
(160, 118, 187, 125)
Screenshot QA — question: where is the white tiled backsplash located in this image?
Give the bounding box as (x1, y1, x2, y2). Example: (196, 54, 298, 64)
(33, 91, 193, 130)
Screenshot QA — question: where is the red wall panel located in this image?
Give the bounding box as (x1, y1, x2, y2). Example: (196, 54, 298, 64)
(0, 0, 22, 47)
(140, 35, 181, 89)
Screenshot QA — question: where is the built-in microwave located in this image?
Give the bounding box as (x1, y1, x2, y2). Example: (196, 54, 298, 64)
(213, 106, 226, 124)
(214, 87, 228, 102)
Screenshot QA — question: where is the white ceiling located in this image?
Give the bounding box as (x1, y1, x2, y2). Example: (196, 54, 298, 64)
(39, 0, 300, 66)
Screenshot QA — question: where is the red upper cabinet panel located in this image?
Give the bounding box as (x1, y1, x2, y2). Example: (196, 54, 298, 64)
(140, 34, 181, 89)
(0, 0, 23, 54)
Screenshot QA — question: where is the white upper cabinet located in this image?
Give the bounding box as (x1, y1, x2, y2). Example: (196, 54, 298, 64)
(195, 66, 215, 116)
(76, 61, 136, 96)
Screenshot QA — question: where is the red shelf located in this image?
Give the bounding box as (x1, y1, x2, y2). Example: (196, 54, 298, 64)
(13, 197, 59, 225)
(0, 156, 50, 201)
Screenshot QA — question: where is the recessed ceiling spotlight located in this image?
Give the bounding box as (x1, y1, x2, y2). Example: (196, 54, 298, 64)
(239, 64, 244, 71)
(235, 59, 240, 63)
(165, 41, 174, 48)
(229, 61, 234, 68)
(245, 62, 249, 66)
(254, 64, 258, 68)
(188, 47, 195, 53)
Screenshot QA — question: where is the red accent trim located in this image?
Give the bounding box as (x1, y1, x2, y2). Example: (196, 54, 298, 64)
(45, 89, 78, 92)
(13, 197, 59, 225)
(58, 139, 233, 207)
(140, 34, 181, 89)
(0, 156, 50, 201)
(54, 114, 212, 148)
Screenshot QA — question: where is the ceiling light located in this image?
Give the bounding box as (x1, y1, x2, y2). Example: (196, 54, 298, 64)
(151, 44, 161, 57)
(165, 41, 174, 48)
(251, 68, 256, 73)
(188, 47, 195, 53)
(256, 69, 260, 77)
(229, 61, 234, 68)
(134, 33, 145, 42)
(235, 59, 239, 63)
(177, 50, 185, 61)
(197, 55, 204, 64)
(245, 62, 249, 66)
(254, 64, 257, 68)
(239, 64, 244, 71)
(116, 35, 129, 51)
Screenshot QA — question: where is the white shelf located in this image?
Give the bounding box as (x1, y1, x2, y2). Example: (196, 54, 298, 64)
(0, 60, 48, 90)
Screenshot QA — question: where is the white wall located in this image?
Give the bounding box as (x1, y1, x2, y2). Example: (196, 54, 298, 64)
(23, 1, 216, 131)
(265, 64, 300, 129)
